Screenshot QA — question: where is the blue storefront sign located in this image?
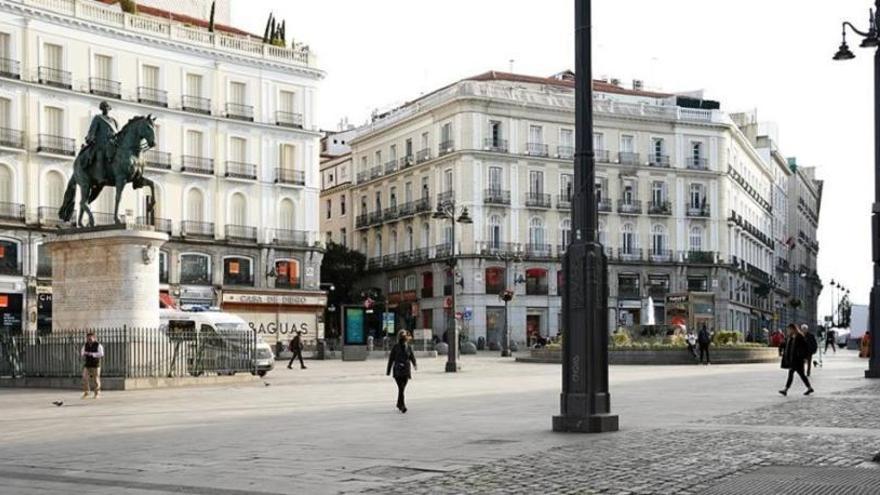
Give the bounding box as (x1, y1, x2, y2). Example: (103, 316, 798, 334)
(344, 307, 366, 345)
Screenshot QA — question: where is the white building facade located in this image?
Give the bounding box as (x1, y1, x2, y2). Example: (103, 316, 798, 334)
(340, 72, 793, 346)
(0, 0, 326, 344)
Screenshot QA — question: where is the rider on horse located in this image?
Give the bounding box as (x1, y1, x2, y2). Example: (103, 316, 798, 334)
(83, 101, 118, 182)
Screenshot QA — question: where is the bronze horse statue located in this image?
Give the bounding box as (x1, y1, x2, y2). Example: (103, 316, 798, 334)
(59, 115, 158, 227)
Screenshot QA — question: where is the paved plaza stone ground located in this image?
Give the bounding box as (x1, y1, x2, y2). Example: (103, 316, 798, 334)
(0, 349, 877, 494)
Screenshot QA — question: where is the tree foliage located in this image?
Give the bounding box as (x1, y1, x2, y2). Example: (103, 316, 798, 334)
(321, 242, 366, 306)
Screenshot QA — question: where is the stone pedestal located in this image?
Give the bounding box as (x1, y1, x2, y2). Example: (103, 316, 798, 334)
(47, 228, 169, 331)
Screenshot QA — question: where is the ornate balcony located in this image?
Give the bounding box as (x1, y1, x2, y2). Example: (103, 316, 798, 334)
(275, 168, 305, 185)
(399, 155, 415, 168)
(618, 152, 640, 166)
(37, 134, 75, 156)
(617, 200, 642, 215)
(275, 111, 303, 129)
(617, 248, 643, 262)
(356, 213, 369, 229)
(137, 86, 168, 107)
(598, 198, 612, 213)
(370, 166, 382, 179)
(181, 95, 211, 115)
(383, 206, 399, 222)
(437, 191, 454, 207)
(686, 157, 709, 170)
(525, 142, 549, 157)
(686, 251, 716, 264)
(38, 66, 71, 89)
(225, 161, 257, 180)
(136, 216, 172, 235)
(649, 154, 670, 168)
(181, 221, 215, 238)
(414, 197, 432, 214)
(398, 201, 415, 218)
(0, 202, 25, 223)
(181, 156, 214, 175)
(438, 140, 455, 156)
(557, 145, 574, 159)
(525, 192, 552, 209)
(648, 201, 671, 215)
(686, 204, 711, 217)
(416, 148, 432, 163)
(484, 188, 511, 206)
(143, 150, 172, 170)
(384, 159, 398, 175)
(648, 249, 674, 263)
(226, 224, 258, 242)
(0, 57, 20, 79)
(524, 243, 552, 259)
(89, 77, 121, 99)
(483, 138, 508, 153)
(0, 128, 24, 149)
(225, 102, 254, 121)
(478, 241, 520, 257)
(595, 149, 610, 162)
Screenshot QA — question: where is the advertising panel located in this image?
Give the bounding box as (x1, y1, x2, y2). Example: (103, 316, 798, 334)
(344, 307, 366, 345)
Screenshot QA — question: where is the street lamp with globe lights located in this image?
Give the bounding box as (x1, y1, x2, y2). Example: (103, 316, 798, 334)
(833, 3, 880, 377)
(432, 201, 472, 372)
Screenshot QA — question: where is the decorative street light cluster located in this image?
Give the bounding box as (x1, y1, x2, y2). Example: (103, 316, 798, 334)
(432, 201, 472, 373)
(495, 249, 524, 357)
(833, 0, 880, 378)
(828, 279, 852, 328)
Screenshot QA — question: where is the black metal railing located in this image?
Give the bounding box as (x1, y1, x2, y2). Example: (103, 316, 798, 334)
(275, 168, 305, 185)
(384, 159, 398, 174)
(398, 201, 415, 218)
(525, 192, 552, 208)
(648, 249, 674, 263)
(38, 66, 71, 89)
(136, 216, 172, 235)
(383, 206, 399, 221)
(414, 197, 432, 213)
(557, 193, 572, 210)
(137, 86, 168, 107)
(143, 150, 172, 170)
(0, 128, 23, 149)
(557, 145, 574, 159)
(272, 229, 310, 247)
(0, 202, 26, 223)
(370, 166, 382, 179)
(38, 206, 62, 227)
(483, 138, 508, 153)
(181, 221, 215, 238)
(225, 161, 257, 180)
(438, 140, 455, 156)
(0, 57, 20, 79)
(37, 134, 75, 156)
(356, 213, 369, 229)
(618, 151, 640, 165)
(437, 191, 454, 207)
(478, 241, 520, 257)
(649, 154, 671, 167)
(89, 77, 121, 99)
(617, 248, 643, 262)
(686, 251, 715, 264)
(182, 95, 211, 114)
(0, 328, 257, 379)
(399, 155, 415, 168)
(225, 102, 254, 121)
(226, 224, 257, 242)
(598, 198, 612, 212)
(525, 142, 549, 157)
(648, 201, 671, 215)
(484, 188, 511, 205)
(686, 157, 709, 170)
(618, 199, 642, 215)
(524, 243, 552, 258)
(435, 243, 453, 259)
(416, 148, 431, 163)
(181, 156, 214, 175)
(686, 204, 711, 217)
(275, 111, 303, 129)
(356, 171, 369, 183)
(368, 211, 383, 225)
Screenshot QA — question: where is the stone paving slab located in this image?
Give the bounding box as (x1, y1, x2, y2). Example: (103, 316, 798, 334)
(707, 397, 880, 430)
(701, 466, 880, 495)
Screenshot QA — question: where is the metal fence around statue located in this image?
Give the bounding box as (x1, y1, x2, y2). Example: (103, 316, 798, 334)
(0, 327, 257, 379)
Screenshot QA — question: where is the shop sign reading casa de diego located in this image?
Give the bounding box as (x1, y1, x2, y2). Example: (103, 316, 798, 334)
(221, 292, 328, 307)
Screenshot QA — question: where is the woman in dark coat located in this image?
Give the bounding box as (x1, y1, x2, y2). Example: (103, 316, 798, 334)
(779, 323, 814, 396)
(387, 331, 417, 413)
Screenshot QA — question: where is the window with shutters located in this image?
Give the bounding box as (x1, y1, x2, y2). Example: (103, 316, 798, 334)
(229, 193, 247, 225)
(43, 43, 62, 70)
(0, 165, 11, 203)
(94, 54, 112, 80)
(186, 130, 203, 157)
(0, 97, 9, 130)
(229, 81, 246, 105)
(280, 144, 295, 171)
(186, 73, 203, 97)
(279, 198, 295, 230)
(186, 188, 204, 222)
(43, 107, 63, 136)
(45, 171, 65, 208)
(229, 137, 246, 162)
(142, 65, 160, 89)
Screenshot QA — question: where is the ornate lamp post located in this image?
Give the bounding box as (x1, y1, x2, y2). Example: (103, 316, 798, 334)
(553, 0, 619, 433)
(496, 249, 523, 357)
(432, 201, 473, 372)
(833, 3, 880, 377)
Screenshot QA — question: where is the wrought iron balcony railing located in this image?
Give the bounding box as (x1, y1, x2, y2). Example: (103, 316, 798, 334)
(136, 216, 172, 235)
(399, 155, 415, 168)
(38, 66, 71, 89)
(0, 202, 25, 223)
(225, 161, 257, 180)
(89, 77, 121, 99)
(272, 229, 310, 247)
(478, 241, 520, 257)
(181, 221, 215, 238)
(384, 159, 398, 174)
(356, 213, 369, 229)
(525, 192, 552, 208)
(225, 102, 254, 121)
(557, 145, 574, 159)
(525, 142, 549, 157)
(436, 191, 454, 207)
(181, 95, 211, 115)
(686, 157, 709, 170)
(416, 148, 432, 163)
(438, 140, 455, 156)
(0, 128, 24, 149)
(618, 152, 640, 165)
(484, 188, 511, 205)
(686, 204, 711, 217)
(37, 134, 75, 156)
(143, 150, 172, 170)
(226, 224, 257, 242)
(181, 156, 214, 175)
(275, 168, 305, 185)
(0, 57, 20, 79)
(594, 149, 610, 162)
(483, 138, 508, 153)
(617, 199, 642, 215)
(648, 249, 674, 263)
(137, 86, 168, 107)
(370, 166, 382, 179)
(275, 111, 303, 129)
(557, 193, 572, 210)
(617, 248, 643, 262)
(649, 154, 671, 167)
(647, 201, 671, 215)
(524, 243, 552, 258)
(598, 198, 612, 212)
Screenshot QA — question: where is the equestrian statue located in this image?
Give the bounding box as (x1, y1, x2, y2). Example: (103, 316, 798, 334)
(59, 101, 158, 227)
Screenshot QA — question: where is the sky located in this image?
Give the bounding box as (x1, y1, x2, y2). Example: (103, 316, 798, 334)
(233, 0, 873, 321)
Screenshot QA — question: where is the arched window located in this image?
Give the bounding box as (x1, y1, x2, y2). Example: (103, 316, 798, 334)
(279, 198, 295, 231)
(404, 274, 417, 292)
(45, 171, 65, 208)
(528, 217, 545, 247)
(229, 193, 247, 225)
(223, 256, 253, 286)
(621, 223, 636, 254)
(689, 225, 704, 252)
(0, 165, 12, 203)
(275, 258, 300, 289)
(186, 188, 204, 222)
(560, 218, 572, 250)
(651, 224, 666, 255)
(689, 183, 704, 209)
(180, 253, 211, 285)
(488, 215, 502, 248)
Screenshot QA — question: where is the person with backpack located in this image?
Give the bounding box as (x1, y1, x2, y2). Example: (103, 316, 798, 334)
(287, 331, 306, 370)
(779, 323, 814, 396)
(697, 324, 712, 365)
(386, 330, 417, 413)
(802, 324, 818, 376)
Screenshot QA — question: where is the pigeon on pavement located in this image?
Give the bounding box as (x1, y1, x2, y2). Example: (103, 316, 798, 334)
(52, 401, 64, 407)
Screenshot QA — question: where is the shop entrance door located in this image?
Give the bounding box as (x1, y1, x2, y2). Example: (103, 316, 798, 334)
(527, 315, 541, 346)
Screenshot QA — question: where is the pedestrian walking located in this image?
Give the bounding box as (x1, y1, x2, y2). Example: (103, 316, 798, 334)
(287, 331, 306, 370)
(80, 332, 104, 399)
(685, 330, 698, 360)
(697, 324, 712, 365)
(779, 323, 814, 396)
(825, 328, 837, 354)
(802, 324, 818, 377)
(386, 330, 416, 413)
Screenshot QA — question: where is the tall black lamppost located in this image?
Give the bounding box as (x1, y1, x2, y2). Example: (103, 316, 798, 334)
(433, 201, 473, 372)
(553, 0, 619, 433)
(833, 2, 880, 378)
(496, 249, 523, 357)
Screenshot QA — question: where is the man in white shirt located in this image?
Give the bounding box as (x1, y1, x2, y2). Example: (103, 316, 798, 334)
(80, 332, 104, 399)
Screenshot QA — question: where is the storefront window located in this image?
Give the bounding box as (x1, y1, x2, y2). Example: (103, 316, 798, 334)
(0, 293, 23, 335)
(618, 275, 640, 299)
(421, 272, 433, 298)
(525, 268, 548, 295)
(37, 292, 52, 335)
(180, 254, 211, 285)
(688, 276, 708, 292)
(275, 259, 301, 289)
(224, 257, 253, 286)
(486, 307, 506, 348)
(485, 267, 505, 295)
(0, 240, 20, 275)
(443, 269, 453, 296)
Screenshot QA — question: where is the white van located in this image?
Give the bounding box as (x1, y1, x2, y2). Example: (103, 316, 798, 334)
(159, 308, 275, 377)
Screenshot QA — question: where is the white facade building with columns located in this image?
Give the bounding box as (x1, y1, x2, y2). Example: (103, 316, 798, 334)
(0, 0, 326, 344)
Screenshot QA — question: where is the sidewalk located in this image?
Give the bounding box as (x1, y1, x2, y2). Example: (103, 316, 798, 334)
(0, 349, 876, 494)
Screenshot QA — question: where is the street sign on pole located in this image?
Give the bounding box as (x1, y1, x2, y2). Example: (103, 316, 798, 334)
(463, 307, 473, 321)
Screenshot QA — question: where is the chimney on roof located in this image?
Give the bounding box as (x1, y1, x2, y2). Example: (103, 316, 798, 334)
(632, 79, 644, 91)
(610, 78, 621, 87)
